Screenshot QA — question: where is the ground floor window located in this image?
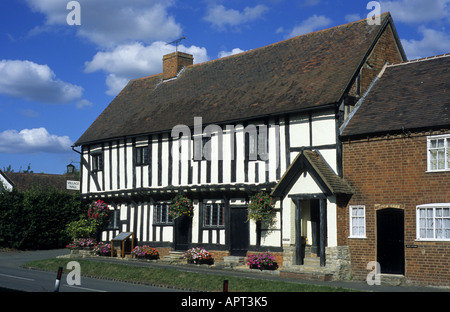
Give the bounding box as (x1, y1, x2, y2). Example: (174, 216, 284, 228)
(417, 204, 450, 241)
(203, 203, 224, 228)
(154, 203, 173, 225)
(349, 205, 366, 238)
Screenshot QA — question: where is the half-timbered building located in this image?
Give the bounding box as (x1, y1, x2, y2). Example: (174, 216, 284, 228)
(74, 13, 406, 275)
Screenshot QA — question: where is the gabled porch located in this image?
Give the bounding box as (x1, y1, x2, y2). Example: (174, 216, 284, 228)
(271, 150, 353, 278)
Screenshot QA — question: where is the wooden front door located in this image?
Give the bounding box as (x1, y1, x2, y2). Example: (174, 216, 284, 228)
(174, 215, 192, 251)
(229, 206, 249, 256)
(377, 208, 405, 274)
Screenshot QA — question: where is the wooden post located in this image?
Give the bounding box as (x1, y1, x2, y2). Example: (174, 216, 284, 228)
(294, 198, 304, 265)
(319, 198, 327, 267)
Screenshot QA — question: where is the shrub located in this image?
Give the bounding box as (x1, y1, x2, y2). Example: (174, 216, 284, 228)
(131, 245, 159, 260)
(0, 187, 83, 249)
(65, 218, 96, 239)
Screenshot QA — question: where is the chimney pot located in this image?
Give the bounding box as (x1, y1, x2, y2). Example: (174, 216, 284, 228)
(163, 52, 193, 80)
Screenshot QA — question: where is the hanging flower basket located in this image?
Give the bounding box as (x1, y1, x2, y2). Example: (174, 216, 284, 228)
(88, 199, 110, 229)
(169, 194, 194, 219)
(247, 191, 276, 227)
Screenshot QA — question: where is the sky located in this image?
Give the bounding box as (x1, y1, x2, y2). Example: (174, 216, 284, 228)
(0, 0, 449, 174)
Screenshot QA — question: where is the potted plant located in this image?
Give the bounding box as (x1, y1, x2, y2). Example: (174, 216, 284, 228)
(246, 252, 278, 271)
(169, 194, 194, 219)
(66, 237, 97, 250)
(183, 247, 214, 265)
(247, 191, 276, 227)
(93, 242, 114, 257)
(131, 245, 160, 260)
(66, 237, 97, 256)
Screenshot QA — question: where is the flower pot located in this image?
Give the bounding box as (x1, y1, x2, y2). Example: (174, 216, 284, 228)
(249, 262, 278, 271)
(187, 258, 214, 265)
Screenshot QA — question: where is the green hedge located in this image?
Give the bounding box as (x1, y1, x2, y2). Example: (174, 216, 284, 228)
(0, 187, 85, 250)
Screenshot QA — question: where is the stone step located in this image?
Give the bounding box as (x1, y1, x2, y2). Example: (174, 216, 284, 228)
(380, 274, 407, 286)
(303, 256, 321, 266)
(161, 251, 186, 263)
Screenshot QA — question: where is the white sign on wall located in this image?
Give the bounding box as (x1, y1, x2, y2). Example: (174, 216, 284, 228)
(66, 180, 80, 190)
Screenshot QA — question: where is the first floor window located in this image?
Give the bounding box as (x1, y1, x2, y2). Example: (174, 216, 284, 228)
(349, 205, 366, 238)
(417, 204, 450, 241)
(427, 135, 450, 171)
(154, 203, 172, 225)
(92, 153, 103, 172)
(135, 146, 149, 166)
(204, 203, 224, 228)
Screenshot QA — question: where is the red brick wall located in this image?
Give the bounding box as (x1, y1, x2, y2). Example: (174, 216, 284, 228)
(348, 23, 405, 98)
(340, 131, 450, 286)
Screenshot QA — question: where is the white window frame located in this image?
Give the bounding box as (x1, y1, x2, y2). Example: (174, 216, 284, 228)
(349, 205, 366, 238)
(416, 203, 450, 241)
(427, 134, 450, 172)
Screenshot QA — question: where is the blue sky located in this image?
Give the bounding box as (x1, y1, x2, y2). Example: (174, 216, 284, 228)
(0, 0, 449, 174)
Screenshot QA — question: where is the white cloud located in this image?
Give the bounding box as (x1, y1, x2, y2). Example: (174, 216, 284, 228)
(401, 26, 450, 59)
(345, 14, 362, 23)
(25, 0, 182, 47)
(218, 48, 246, 58)
(204, 4, 268, 29)
(0, 60, 83, 104)
(0, 128, 73, 154)
(379, 0, 450, 23)
(286, 14, 332, 38)
(85, 41, 210, 95)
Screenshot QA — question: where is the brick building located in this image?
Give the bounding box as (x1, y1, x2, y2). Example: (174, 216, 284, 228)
(340, 54, 450, 287)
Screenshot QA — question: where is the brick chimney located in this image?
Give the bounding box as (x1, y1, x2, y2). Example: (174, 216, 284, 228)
(163, 51, 193, 80)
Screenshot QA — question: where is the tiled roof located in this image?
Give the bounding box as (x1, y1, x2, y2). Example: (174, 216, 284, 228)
(341, 54, 450, 137)
(76, 13, 394, 146)
(271, 150, 353, 198)
(4, 172, 76, 192)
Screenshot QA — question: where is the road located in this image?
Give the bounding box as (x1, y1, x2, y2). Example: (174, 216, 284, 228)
(0, 249, 181, 292)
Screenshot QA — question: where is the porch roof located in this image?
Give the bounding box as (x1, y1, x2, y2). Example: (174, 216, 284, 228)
(271, 150, 353, 198)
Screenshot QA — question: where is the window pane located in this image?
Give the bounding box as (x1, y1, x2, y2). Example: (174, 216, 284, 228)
(429, 150, 437, 170)
(438, 150, 445, 169)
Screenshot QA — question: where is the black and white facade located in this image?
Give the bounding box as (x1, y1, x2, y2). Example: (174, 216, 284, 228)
(75, 13, 406, 267)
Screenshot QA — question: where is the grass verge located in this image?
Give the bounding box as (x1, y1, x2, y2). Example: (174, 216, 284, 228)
(23, 258, 357, 292)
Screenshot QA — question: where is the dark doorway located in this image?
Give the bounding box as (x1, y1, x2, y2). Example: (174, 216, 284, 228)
(377, 208, 405, 274)
(174, 215, 192, 251)
(310, 199, 320, 256)
(229, 206, 249, 256)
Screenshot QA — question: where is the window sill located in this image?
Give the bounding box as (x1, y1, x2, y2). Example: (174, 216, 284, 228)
(348, 236, 367, 239)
